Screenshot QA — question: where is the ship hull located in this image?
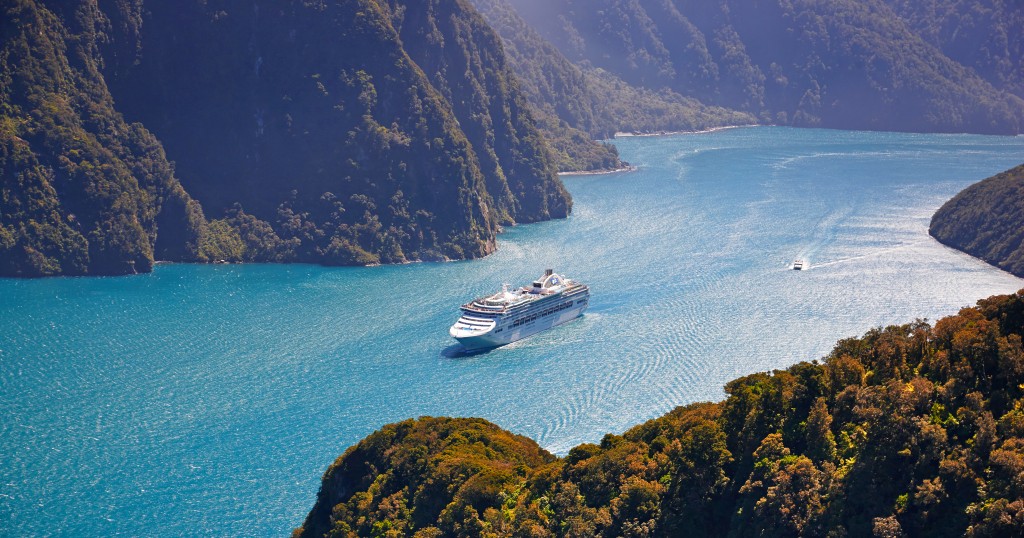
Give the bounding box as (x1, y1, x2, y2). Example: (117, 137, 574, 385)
(451, 300, 588, 350)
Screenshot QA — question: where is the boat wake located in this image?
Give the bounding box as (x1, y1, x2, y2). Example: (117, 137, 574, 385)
(810, 240, 929, 269)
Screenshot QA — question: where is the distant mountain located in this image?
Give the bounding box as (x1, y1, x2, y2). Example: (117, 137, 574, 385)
(503, 0, 1024, 134)
(883, 0, 1023, 100)
(297, 290, 1024, 537)
(0, 0, 572, 276)
(5, 0, 1022, 277)
(930, 163, 1024, 278)
(469, 0, 755, 157)
(467, 0, 624, 171)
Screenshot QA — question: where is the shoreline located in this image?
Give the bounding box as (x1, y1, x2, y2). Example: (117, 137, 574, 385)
(612, 123, 759, 138)
(559, 165, 638, 177)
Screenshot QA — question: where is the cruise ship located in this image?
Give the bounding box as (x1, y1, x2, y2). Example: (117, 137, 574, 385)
(449, 270, 589, 350)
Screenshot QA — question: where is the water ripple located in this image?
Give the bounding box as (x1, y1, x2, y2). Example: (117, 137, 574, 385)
(1, 127, 1023, 536)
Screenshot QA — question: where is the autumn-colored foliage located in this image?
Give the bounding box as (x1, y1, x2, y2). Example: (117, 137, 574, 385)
(298, 290, 1024, 537)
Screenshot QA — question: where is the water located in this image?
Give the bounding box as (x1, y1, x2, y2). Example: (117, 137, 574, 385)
(2, 127, 1023, 536)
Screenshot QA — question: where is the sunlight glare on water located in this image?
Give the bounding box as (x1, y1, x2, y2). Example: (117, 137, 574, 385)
(1, 127, 1022, 536)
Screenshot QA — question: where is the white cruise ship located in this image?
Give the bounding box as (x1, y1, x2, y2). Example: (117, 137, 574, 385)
(449, 270, 589, 350)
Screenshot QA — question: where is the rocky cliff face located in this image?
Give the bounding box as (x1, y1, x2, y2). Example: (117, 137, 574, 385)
(0, 0, 206, 276)
(1, 0, 572, 276)
(384, 0, 570, 223)
(883, 0, 1024, 101)
(101, 0, 527, 265)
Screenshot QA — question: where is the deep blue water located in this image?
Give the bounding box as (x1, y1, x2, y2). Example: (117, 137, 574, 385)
(2, 127, 1023, 536)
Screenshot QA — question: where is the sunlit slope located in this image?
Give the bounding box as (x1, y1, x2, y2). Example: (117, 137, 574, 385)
(297, 290, 1024, 537)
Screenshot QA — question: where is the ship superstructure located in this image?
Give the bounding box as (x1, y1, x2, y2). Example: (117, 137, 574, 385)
(449, 269, 589, 350)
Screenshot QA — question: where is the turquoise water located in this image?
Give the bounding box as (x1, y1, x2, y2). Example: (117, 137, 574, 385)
(2, 127, 1023, 536)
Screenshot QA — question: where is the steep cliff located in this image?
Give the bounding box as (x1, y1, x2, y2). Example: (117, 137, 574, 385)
(883, 0, 1024, 100)
(102, 0, 504, 265)
(0, 0, 205, 276)
(384, 0, 570, 222)
(1, 0, 577, 275)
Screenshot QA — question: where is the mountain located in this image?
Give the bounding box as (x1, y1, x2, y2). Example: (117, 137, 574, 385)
(296, 290, 1024, 537)
(0, 0, 207, 277)
(930, 163, 1024, 278)
(468, 0, 755, 161)
(381, 0, 570, 223)
(101, 0, 571, 264)
(5, 0, 1021, 278)
(502, 0, 1024, 134)
(883, 0, 1024, 100)
(467, 0, 624, 172)
(0, 0, 572, 276)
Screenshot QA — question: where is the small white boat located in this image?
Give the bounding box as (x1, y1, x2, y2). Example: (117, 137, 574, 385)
(792, 259, 806, 270)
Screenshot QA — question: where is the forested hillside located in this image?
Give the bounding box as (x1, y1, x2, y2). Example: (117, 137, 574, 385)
(101, 0, 569, 265)
(469, 0, 754, 170)
(931, 164, 1024, 278)
(383, 0, 569, 222)
(4, 0, 1022, 277)
(884, 0, 1023, 100)
(297, 290, 1024, 537)
(0, 0, 207, 277)
(503, 0, 1024, 134)
(0, 0, 573, 276)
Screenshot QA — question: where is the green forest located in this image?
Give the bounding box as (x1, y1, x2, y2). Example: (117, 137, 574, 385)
(502, 0, 1024, 134)
(297, 289, 1024, 537)
(468, 0, 755, 165)
(931, 163, 1024, 278)
(0, 0, 570, 276)
(3, 0, 1022, 277)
